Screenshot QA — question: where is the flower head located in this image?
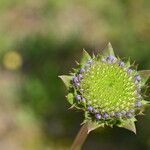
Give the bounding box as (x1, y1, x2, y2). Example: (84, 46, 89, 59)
(59, 43, 150, 133)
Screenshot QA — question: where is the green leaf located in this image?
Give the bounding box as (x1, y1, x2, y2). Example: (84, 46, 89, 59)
(59, 75, 73, 89)
(138, 70, 150, 85)
(66, 93, 74, 105)
(118, 118, 137, 134)
(102, 42, 115, 57)
(142, 100, 150, 105)
(80, 49, 91, 65)
(84, 121, 104, 134)
(142, 100, 150, 109)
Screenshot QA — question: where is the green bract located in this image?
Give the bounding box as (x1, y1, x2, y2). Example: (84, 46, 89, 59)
(59, 43, 150, 134)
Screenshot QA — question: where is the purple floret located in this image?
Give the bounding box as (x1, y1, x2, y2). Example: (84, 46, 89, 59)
(73, 76, 78, 83)
(76, 95, 81, 101)
(126, 113, 133, 118)
(115, 112, 122, 118)
(88, 106, 93, 112)
(103, 113, 109, 119)
(95, 114, 102, 120)
(135, 75, 141, 82)
(82, 98, 86, 103)
(130, 109, 135, 113)
(136, 101, 142, 107)
(87, 60, 93, 65)
(80, 68, 85, 74)
(119, 61, 125, 67)
(107, 55, 117, 63)
(128, 69, 133, 74)
(77, 74, 83, 81)
(121, 110, 126, 115)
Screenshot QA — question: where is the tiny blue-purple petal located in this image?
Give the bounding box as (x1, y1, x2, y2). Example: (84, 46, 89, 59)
(135, 75, 141, 82)
(115, 112, 122, 118)
(73, 76, 79, 83)
(93, 109, 98, 113)
(74, 82, 80, 87)
(82, 98, 86, 103)
(88, 106, 93, 112)
(130, 109, 135, 113)
(136, 101, 142, 107)
(121, 110, 126, 115)
(87, 60, 93, 65)
(85, 64, 90, 67)
(128, 69, 133, 74)
(95, 114, 102, 120)
(76, 95, 81, 101)
(77, 74, 83, 81)
(126, 113, 133, 118)
(103, 113, 109, 119)
(80, 68, 85, 74)
(119, 61, 125, 67)
(107, 55, 117, 63)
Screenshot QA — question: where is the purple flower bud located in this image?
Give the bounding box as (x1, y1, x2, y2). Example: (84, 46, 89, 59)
(88, 106, 93, 112)
(121, 110, 126, 115)
(77, 74, 83, 81)
(107, 55, 117, 63)
(136, 101, 142, 107)
(93, 109, 98, 113)
(130, 109, 135, 113)
(85, 62, 90, 67)
(76, 95, 81, 101)
(74, 82, 80, 87)
(128, 69, 133, 74)
(119, 61, 125, 67)
(80, 68, 85, 73)
(87, 60, 93, 65)
(103, 113, 109, 119)
(73, 76, 79, 83)
(95, 114, 102, 120)
(82, 98, 86, 103)
(115, 112, 122, 118)
(126, 113, 133, 118)
(135, 75, 141, 82)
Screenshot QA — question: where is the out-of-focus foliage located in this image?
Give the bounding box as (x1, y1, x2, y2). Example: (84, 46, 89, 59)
(0, 0, 149, 150)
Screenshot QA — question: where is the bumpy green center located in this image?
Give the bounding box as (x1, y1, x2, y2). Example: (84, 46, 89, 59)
(81, 61, 137, 113)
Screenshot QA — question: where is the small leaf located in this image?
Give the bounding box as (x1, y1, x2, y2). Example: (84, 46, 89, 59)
(80, 49, 91, 65)
(86, 121, 104, 133)
(142, 100, 150, 109)
(66, 93, 74, 105)
(118, 118, 136, 134)
(138, 70, 150, 85)
(102, 42, 115, 57)
(142, 100, 150, 105)
(59, 75, 73, 89)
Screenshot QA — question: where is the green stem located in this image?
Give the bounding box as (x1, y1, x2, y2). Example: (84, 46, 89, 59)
(71, 123, 89, 150)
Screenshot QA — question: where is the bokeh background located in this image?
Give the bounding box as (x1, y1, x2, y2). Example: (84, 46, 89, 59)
(0, 0, 150, 150)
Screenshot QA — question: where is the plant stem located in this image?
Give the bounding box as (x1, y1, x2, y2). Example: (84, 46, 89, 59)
(71, 123, 89, 150)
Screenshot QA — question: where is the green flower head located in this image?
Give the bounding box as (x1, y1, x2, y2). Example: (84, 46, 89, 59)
(59, 43, 150, 133)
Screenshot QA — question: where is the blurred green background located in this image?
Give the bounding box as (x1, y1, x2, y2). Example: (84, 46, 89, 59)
(0, 0, 150, 150)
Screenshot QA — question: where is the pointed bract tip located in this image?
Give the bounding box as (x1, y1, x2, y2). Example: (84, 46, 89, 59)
(108, 42, 112, 48)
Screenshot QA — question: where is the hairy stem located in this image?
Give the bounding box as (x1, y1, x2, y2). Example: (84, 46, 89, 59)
(71, 123, 89, 150)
